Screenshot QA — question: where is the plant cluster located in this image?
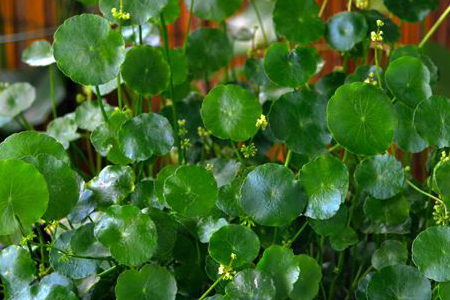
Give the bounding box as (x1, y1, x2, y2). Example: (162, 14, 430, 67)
(1, 0, 450, 299)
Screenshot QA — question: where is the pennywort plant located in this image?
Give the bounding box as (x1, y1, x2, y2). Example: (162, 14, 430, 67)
(1, 0, 450, 299)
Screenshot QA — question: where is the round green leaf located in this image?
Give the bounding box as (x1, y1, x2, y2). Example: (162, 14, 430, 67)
(367, 265, 431, 300)
(268, 90, 331, 154)
(87, 165, 135, 207)
(256, 245, 300, 299)
(94, 205, 158, 266)
(0, 245, 36, 296)
(240, 163, 306, 226)
(11, 277, 78, 300)
(412, 226, 450, 282)
(364, 195, 410, 227)
(155, 164, 177, 203)
(264, 43, 320, 88)
(99, 0, 169, 25)
(75, 99, 115, 132)
(325, 12, 368, 52)
(217, 177, 245, 218)
(204, 158, 241, 188)
(118, 113, 174, 161)
(414, 95, 450, 148)
(355, 154, 405, 200)
(197, 216, 228, 244)
(327, 82, 397, 155)
(290, 255, 322, 300)
(21, 40, 55, 67)
(163, 165, 218, 217)
(184, 0, 242, 21)
(186, 27, 232, 72)
(300, 155, 349, 220)
(225, 269, 276, 300)
(70, 223, 110, 258)
(53, 14, 125, 85)
(245, 57, 270, 87)
(23, 154, 80, 221)
(372, 240, 408, 271)
(201, 84, 262, 141)
(209, 224, 260, 268)
(308, 205, 348, 237)
(0, 83, 36, 117)
(394, 102, 428, 153)
(47, 113, 80, 150)
(315, 71, 347, 100)
(330, 226, 358, 251)
(50, 230, 99, 279)
(160, 47, 188, 86)
(273, 0, 324, 43)
(383, 0, 438, 22)
(130, 179, 162, 210)
(0, 159, 48, 235)
(116, 264, 177, 300)
(147, 208, 178, 260)
(150, 0, 180, 25)
(385, 56, 432, 108)
(121, 45, 170, 95)
(435, 160, 450, 199)
(0, 131, 69, 164)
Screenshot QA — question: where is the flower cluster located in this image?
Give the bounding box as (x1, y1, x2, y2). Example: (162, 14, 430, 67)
(256, 114, 268, 130)
(112, 7, 131, 20)
(240, 143, 257, 158)
(364, 72, 377, 86)
(356, 0, 369, 9)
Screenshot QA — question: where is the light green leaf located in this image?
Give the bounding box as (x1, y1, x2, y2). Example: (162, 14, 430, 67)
(372, 240, 408, 271)
(47, 113, 80, 149)
(0, 83, 36, 118)
(225, 269, 276, 300)
(290, 255, 322, 300)
(99, 0, 169, 25)
(326, 12, 368, 51)
(21, 40, 55, 67)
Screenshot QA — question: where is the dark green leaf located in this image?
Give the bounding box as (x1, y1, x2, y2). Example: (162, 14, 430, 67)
(184, 0, 243, 21)
(290, 255, 322, 300)
(383, 0, 438, 22)
(309, 205, 348, 237)
(70, 223, 110, 257)
(315, 72, 346, 99)
(362, 10, 400, 43)
(330, 226, 358, 251)
(326, 12, 368, 52)
(0, 245, 36, 296)
(130, 179, 162, 209)
(372, 240, 408, 271)
(155, 164, 177, 203)
(364, 195, 410, 226)
(394, 102, 428, 153)
(225, 268, 276, 300)
(147, 208, 178, 261)
(435, 160, 450, 199)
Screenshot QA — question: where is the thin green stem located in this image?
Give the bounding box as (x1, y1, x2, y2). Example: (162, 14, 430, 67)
(327, 143, 341, 153)
(184, 0, 195, 50)
(328, 251, 345, 300)
(95, 86, 109, 124)
(347, 0, 353, 11)
(285, 221, 308, 248)
(197, 275, 226, 300)
(419, 4, 450, 48)
(19, 113, 34, 131)
(117, 24, 123, 110)
(53, 247, 112, 261)
(16, 217, 34, 259)
(98, 265, 117, 277)
(250, 0, 268, 46)
(160, 13, 182, 165)
(49, 64, 57, 119)
(204, 71, 210, 93)
(319, 0, 329, 17)
(406, 179, 444, 204)
(285, 149, 292, 168)
(374, 46, 383, 89)
(138, 25, 143, 45)
(230, 140, 244, 163)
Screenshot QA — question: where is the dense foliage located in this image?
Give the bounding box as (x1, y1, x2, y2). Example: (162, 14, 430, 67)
(1, 0, 450, 299)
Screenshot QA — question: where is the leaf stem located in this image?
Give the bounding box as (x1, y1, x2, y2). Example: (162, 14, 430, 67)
(328, 250, 345, 300)
(284, 220, 308, 248)
(117, 24, 123, 110)
(284, 149, 292, 168)
(419, 4, 450, 48)
(347, 0, 353, 11)
(184, 0, 195, 50)
(230, 140, 244, 163)
(19, 112, 34, 131)
(98, 265, 117, 277)
(327, 143, 341, 153)
(49, 64, 57, 119)
(95, 86, 109, 124)
(374, 46, 383, 89)
(138, 25, 143, 45)
(406, 179, 444, 204)
(197, 275, 226, 300)
(53, 247, 112, 261)
(250, 0, 268, 46)
(319, 0, 329, 17)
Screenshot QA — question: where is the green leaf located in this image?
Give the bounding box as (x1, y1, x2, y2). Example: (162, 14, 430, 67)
(225, 268, 276, 300)
(362, 10, 400, 44)
(49, 230, 99, 279)
(118, 113, 174, 161)
(150, 0, 181, 25)
(440, 282, 450, 300)
(264, 43, 320, 88)
(394, 102, 428, 153)
(147, 208, 178, 261)
(201, 84, 262, 141)
(209, 224, 260, 268)
(121, 45, 170, 95)
(435, 160, 450, 199)
(23, 154, 80, 221)
(383, 0, 438, 22)
(160, 47, 188, 86)
(325, 12, 368, 52)
(130, 179, 162, 210)
(355, 154, 405, 200)
(164, 165, 218, 217)
(309, 205, 348, 237)
(186, 27, 231, 72)
(0, 131, 69, 164)
(0, 245, 36, 297)
(414, 95, 450, 148)
(315, 72, 347, 100)
(184, 0, 243, 21)
(217, 177, 245, 218)
(204, 158, 241, 188)
(11, 279, 78, 300)
(367, 265, 431, 300)
(345, 65, 383, 85)
(86, 165, 135, 207)
(74, 99, 114, 132)
(256, 245, 300, 299)
(21, 40, 55, 67)
(273, 0, 324, 43)
(91, 110, 132, 165)
(371, 240, 408, 271)
(53, 14, 125, 86)
(327, 82, 397, 155)
(412, 226, 450, 282)
(155, 164, 177, 203)
(0, 83, 36, 117)
(300, 155, 349, 220)
(240, 163, 306, 226)
(0, 159, 48, 235)
(70, 223, 110, 257)
(245, 57, 270, 87)
(197, 216, 228, 243)
(330, 226, 358, 251)
(94, 205, 158, 266)
(385, 56, 431, 108)
(47, 113, 80, 150)
(99, 0, 169, 25)
(290, 255, 322, 300)
(364, 195, 410, 227)
(116, 264, 177, 300)
(268, 90, 331, 154)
